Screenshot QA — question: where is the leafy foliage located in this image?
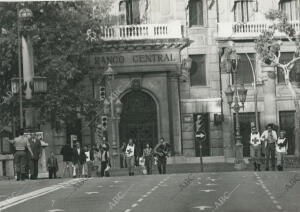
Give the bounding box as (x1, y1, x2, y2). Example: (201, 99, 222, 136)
(255, 10, 300, 66)
(0, 1, 113, 131)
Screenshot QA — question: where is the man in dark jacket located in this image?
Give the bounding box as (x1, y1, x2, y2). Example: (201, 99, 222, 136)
(61, 143, 73, 178)
(29, 133, 41, 180)
(73, 141, 86, 178)
(47, 151, 59, 179)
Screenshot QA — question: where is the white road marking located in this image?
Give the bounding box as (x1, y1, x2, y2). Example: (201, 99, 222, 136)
(147, 191, 151, 195)
(124, 209, 131, 212)
(270, 196, 275, 200)
(197, 182, 202, 185)
(97, 186, 103, 188)
(276, 205, 282, 210)
(48, 209, 65, 212)
(85, 192, 98, 195)
(273, 200, 279, 204)
(193, 206, 212, 210)
(0, 178, 87, 211)
(137, 198, 143, 202)
(113, 181, 123, 184)
(200, 190, 215, 193)
(131, 203, 138, 208)
(143, 195, 148, 198)
(206, 183, 217, 186)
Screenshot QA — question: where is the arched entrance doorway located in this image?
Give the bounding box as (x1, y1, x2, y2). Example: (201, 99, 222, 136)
(119, 90, 158, 158)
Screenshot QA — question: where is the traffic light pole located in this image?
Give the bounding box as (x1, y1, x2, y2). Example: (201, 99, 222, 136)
(199, 138, 203, 172)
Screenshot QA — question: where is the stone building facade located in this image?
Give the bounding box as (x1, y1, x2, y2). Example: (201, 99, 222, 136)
(2, 0, 300, 175)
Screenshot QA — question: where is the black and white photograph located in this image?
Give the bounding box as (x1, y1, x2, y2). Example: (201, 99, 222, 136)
(0, 0, 300, 211)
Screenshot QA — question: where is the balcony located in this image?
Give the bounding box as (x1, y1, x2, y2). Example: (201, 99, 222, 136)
(217, 21, 300, 40)
(100, 21, 183, 41)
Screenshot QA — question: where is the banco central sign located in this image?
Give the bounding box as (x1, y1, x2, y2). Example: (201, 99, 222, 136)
(88, 51, 180, 67)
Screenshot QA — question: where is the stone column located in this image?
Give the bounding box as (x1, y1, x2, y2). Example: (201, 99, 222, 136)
(168, 73, 183, 155)
(261, 64, 277, 126)
(38, 141, 49, 178)
(221, 73, 234, 160)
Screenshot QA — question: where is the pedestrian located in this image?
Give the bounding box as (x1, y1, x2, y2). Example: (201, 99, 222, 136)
(8, 129, 33, 181)
(125, 138, 135, 176)
(85, 145, 94, 178)
(143, 143, 153, 175)
(250, 126, 261, 171)
(28, 133, 42, 180)
(60, 143, 73, 178)
(100, 143, 110, 177)
(261, 124, 277, 171)
(73, 142, 86, 178)
(94, 146, 102, 177)
(47, 151, 58, 179)
(120, 142, 127, 168)
(154, 137, 170, 174)
(276, 130, 288, 171)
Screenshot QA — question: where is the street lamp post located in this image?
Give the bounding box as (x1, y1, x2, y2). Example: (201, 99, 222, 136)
(103, 63, 123, 168)
(224, 50, 248, 170)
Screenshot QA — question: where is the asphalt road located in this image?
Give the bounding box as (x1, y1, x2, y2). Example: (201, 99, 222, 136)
(0, 170, 299, 212)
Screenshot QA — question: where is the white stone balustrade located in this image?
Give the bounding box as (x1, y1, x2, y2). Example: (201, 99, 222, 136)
(100, 21, 182, 40)
(218, 21, 300, 39)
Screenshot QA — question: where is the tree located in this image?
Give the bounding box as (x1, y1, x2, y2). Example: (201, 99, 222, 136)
(255, 9, 300, 156)
(0, 1, 113, 131)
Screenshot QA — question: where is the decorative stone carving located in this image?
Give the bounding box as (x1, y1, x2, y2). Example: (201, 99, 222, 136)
(131, 79, 141, 91)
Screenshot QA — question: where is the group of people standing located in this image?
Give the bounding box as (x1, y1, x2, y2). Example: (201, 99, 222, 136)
(120, 137, 170, 176)
(250, 123, 288, 171)
(8, 129, 42, 181)
(60, 141, 111, 178)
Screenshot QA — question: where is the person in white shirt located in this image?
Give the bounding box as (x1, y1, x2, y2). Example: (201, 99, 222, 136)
(261, 124, 277, 171)
(125, 138, 135, 176)
(250, 126, 261, 171)
(276, 130, 288, 171)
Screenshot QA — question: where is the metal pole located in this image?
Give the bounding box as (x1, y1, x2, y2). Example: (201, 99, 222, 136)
(199, 138, 203, 172)
(17, 4, 23, 129)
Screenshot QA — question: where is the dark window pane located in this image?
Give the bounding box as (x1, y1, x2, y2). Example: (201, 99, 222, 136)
(190, 55, 206, 86)
(189, 0, 204, 26)
(234, 53, 255, 84)
(277, 52, 300, 83)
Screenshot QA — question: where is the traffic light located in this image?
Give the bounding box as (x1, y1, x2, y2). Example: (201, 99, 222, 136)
(99, 86, 105, 101)
(96, 124, 103, 141)
(101, 115, 108, 130)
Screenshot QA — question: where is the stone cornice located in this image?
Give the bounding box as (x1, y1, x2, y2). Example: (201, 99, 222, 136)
(87, 38, 190, 53)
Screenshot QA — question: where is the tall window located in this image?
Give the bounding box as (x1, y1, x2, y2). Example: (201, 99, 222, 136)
(277, 52, 300, 83)
(234, 0, 255, 22)
(189, 0, 204, 26)
(190, 55, 206, 86)
(234, 53, 255, 84)
(280, 0, 300, 21)
(119, 0, 140, 25)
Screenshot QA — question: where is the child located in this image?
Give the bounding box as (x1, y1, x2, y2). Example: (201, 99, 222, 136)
(47, 152, 58, 179)
(276, 130, 288, 171)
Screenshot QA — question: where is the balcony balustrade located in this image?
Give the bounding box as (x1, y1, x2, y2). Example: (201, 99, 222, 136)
(100, 21, 182, 41)
(218, 21, 300, 39)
